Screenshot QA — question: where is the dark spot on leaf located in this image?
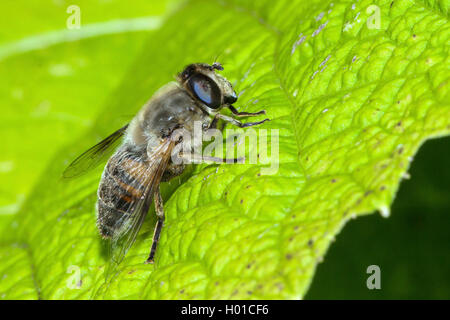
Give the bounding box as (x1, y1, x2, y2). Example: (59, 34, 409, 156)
(257, 173, 261, 177)
(128, 270, 136, 274)
(231, 289, 239, 296)
(308, 239, 314, 247)
(292, 214, 296, 219)
(215, 281, 219, 286)
(246, 185, 251, 189)
(398, 147, 404, 154)
(380, 185, 386, 191)
(364, 190, 373, 197)
(331, 179, 337, 183)
(247, 291, 253, 295)
(240, 199, 244, 204)
(390, 1, 394, 8)
(294, 226, 299, 230)
(413, 34, 416, 38)
(180, 289, 185, 294)
(286, 253, 293, 260)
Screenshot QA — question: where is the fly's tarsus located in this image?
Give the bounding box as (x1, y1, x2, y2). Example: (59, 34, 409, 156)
(228, 105, 266, 117)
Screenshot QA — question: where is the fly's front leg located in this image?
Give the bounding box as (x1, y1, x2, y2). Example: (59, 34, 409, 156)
(145, 187, 164, 264)
(228, 105, 266, 117)
(197, 109, 269, 164)
(208, 113, 219, 129)
(208, 113, 229, 132)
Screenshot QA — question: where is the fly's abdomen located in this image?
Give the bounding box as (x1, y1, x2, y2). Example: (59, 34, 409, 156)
(96, 148, 148, 238)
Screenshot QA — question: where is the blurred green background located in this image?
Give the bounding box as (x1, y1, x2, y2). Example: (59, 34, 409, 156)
(0, 0, 448, 299)
(0, 0, 175, 214)
(307, 137, 450, 299)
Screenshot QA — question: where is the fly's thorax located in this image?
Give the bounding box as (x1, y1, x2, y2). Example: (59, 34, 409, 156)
(126, 82, 210, 149)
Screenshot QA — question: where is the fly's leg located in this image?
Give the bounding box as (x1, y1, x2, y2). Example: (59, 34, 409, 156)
(198, 109, 269, 164)
(209, 112, 269, 130)
(208, 115, 219, 129)
(215, 113, 269, 128)
(145, 187, 164, 264)
(228, 105, 266, 117)
(177, 152, 245, 164)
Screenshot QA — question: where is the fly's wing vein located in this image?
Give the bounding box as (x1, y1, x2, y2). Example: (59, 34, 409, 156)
(63, 124, 129, 179)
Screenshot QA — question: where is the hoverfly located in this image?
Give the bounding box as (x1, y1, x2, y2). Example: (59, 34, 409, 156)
(63, 62, 269, 266)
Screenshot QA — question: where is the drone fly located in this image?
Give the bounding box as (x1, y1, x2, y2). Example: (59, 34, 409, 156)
(63, 62, 269, 265)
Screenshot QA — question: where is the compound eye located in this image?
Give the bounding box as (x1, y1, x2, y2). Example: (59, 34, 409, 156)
(189, 74, 221, 109)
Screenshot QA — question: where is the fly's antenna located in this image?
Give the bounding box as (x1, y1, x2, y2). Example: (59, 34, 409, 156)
(212, 61, 224, 71)
(211, 52, 227, 71)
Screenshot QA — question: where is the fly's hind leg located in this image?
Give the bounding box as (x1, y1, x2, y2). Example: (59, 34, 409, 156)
(145, 187, 164, 264)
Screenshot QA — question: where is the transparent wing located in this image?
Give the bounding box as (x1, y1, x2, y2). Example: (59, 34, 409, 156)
(104, 139, 175, 280)
(62, 124, 129, 178)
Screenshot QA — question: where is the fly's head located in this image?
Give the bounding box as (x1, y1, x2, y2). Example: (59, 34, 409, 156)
(178, 62, 237, 114)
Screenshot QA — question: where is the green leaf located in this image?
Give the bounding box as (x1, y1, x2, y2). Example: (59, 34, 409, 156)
(1, 0, 449, 299)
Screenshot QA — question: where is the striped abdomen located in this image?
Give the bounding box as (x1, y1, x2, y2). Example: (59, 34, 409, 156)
(96, 146, 149, 238)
